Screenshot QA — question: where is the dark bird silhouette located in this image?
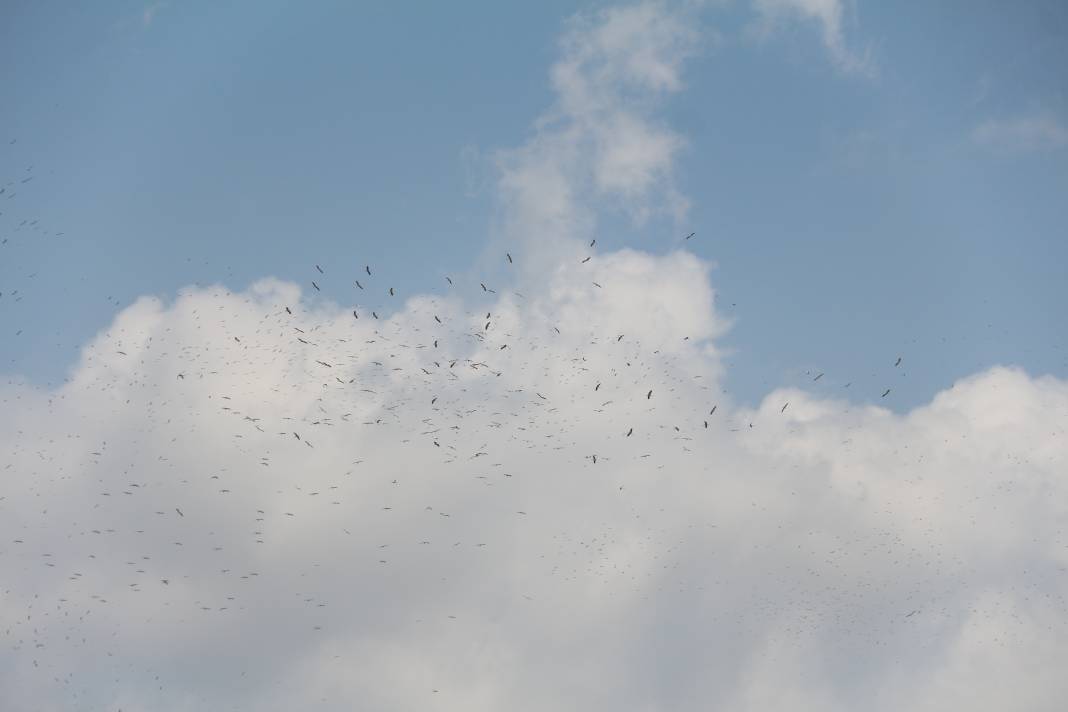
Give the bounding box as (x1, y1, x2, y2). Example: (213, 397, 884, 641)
(881, 388, 891, 398)
(626, 428, 633, 437)
(315, 265, 323, 274)
(175, 508, 184, 517)
(366, 265, 371, 275)
(895, 357, 902, 367)
(354, 280, 364, 290)
(813, 372, 823, 381)
(581, 256, 591, 263)
(506, 253, 513, 264)
(312, 281, 320, 291)
(781, 402, 789, 413)
(685, 232, 695, 240)
(647, 390, 653, 399)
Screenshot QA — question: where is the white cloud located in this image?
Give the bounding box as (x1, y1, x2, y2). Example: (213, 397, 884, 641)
(972, 114, 1068, 151)
(750, 0, 873, 76)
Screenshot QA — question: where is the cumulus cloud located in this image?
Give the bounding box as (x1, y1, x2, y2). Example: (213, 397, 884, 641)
(972, 114, 1068, 152)
(2, 3, 1067, 711)
(3, 257, 1066, 712)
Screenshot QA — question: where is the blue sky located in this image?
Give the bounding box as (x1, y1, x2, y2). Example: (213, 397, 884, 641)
(2, 0, 1066, 409)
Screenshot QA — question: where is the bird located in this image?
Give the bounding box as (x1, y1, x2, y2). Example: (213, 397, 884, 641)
(685, 232, 695, 240)
(881, 388, 891, 398)
(813, 372, 823, 381)
(626, 428, 633, 437)
(315, 265, 323, 274)
(647, 390, 653, 399)
(312, 281, 320, 291)
(366, 265, 371, 275)
(781, 402, 789, 413)
(354, 280, 364, 290)
(894, 357, 902, 367)
(175, 508, 184, 517)
(506, 253, 513, 264)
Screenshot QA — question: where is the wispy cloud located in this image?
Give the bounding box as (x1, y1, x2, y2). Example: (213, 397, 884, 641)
(750, 0, 874, 76)
(972, 113, 1068, 151)
(493, 2, 699, 270)
(143, 1, 167, 28)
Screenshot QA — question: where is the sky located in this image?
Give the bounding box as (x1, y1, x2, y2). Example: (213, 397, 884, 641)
(1, 1, 1067, 711)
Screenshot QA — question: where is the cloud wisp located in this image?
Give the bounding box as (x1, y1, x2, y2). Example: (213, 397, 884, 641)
(972, 113, 1068, 152)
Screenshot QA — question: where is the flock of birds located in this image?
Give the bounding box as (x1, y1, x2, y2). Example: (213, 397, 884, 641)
(2, 140, 1064, 711)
